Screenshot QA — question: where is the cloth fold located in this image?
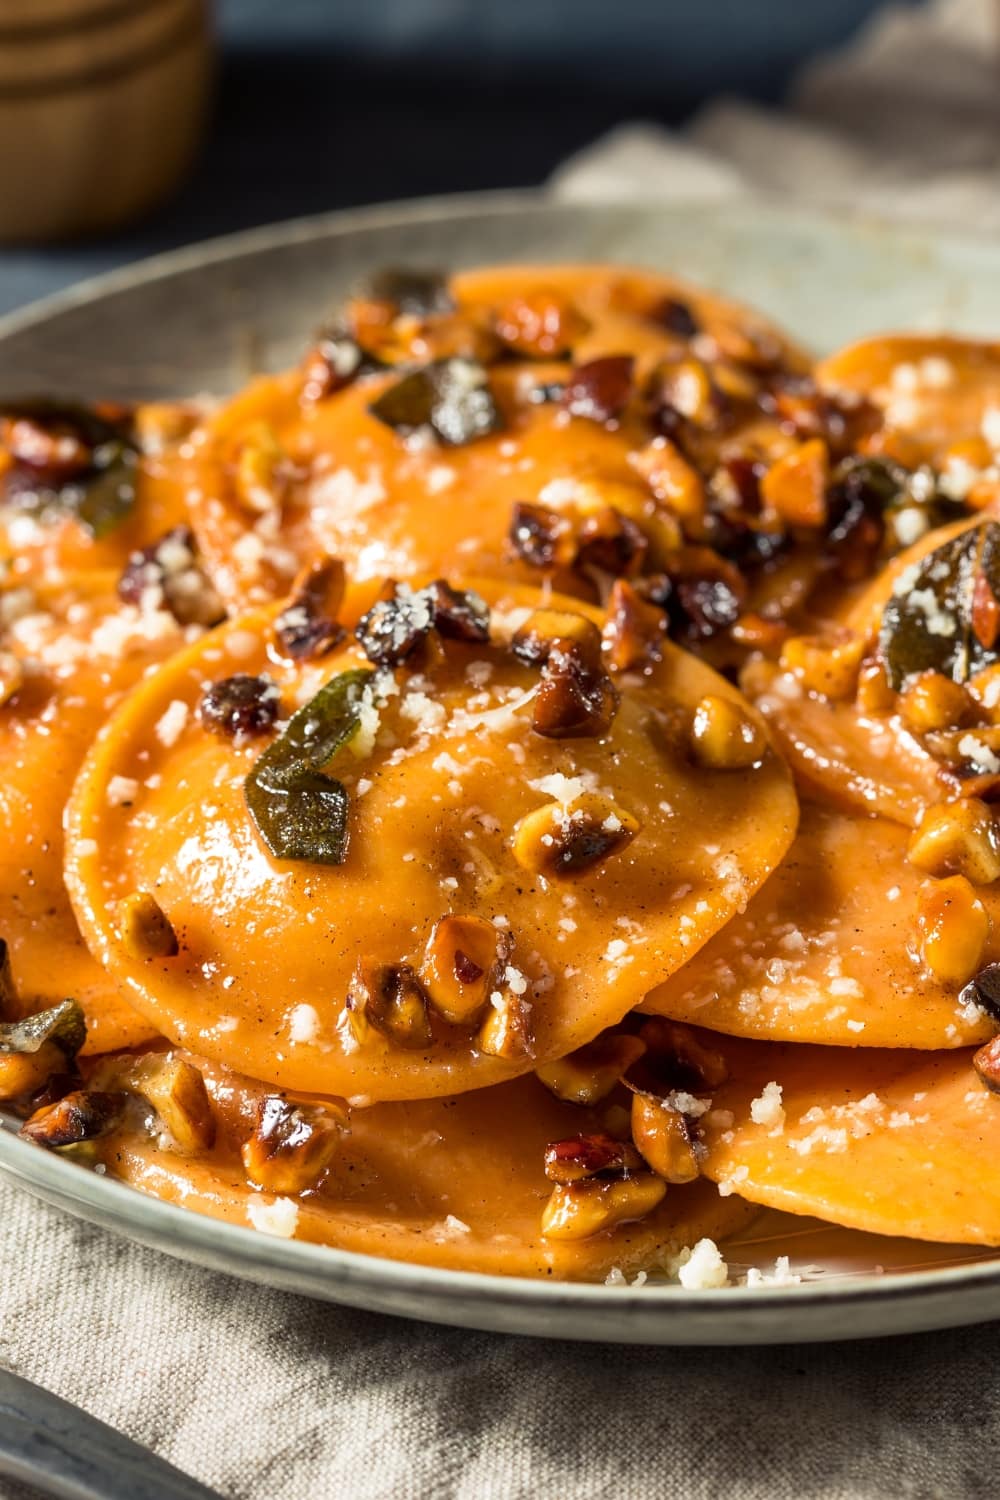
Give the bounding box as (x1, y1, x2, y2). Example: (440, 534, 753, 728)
(5, 2, 1000, 1496)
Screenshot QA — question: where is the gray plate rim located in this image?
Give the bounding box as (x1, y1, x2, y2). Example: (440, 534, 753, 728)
(1, 187, 999, 1343)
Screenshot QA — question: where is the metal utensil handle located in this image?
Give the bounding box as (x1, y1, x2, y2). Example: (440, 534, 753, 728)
(0, 1367, 223, 1500)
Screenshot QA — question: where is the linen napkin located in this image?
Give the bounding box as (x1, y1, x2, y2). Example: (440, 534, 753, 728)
(4, 2, 1000, 1496)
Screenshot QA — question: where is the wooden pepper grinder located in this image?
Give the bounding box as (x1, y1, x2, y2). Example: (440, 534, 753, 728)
(0, 0, 213, 244)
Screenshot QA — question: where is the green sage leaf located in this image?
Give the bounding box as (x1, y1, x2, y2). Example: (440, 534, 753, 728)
(244, 667, 374, 865)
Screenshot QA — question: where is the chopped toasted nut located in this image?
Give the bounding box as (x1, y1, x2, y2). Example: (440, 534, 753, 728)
(511, 608, 603, 669)
(536, 1032, 646, 1105)
(574, 506, 648, 578)
(200, 673, 281, 739)
(630, 438, 705, 527)
(543, 1132, 644, 1185)
(419, 915, 509, 1026)
(603, 579, 667, 672)
(907, 799, 1000, 885)
(0, 1044, 66, 1101)
(494, 290, 587, 359)
(274, 557, 346, 661)
(116, 525, 225, 628)
(356, 579, 489, 666)
(779, 630, 865, 701)
(898, 672, 973, 734)
(0, 650, 23, 707)
(242, 1095, 345, 1193)
(118, 892, 179, 960)
(300, 333, 365, 403)
(234, 423, 288, 513)
(689, 694, 766, 770)
(855, 658, 896, 716)
(760, 438, 829, 528)
(533, 642, 619, 739)
(651, 357, 724, 430)
(561, 355, 634, 423)
(512, 793, 638, 877)
(973, 1035, 1000, 1094)
(128, 1055, 216, 1152)
(508, 502, 573, 569)
(638, 1017, 729, 1091)
(478, 990, 533, 1060)
(345, 961, 433, 1049)
(541, 1173, 666, 1240)
(20, 1089, 125, 1150)
(730, 614, 789, 657)
(630, 1094, 701, 1183)
(960, 961, 1000, 1023)
(917, 875, 991, 986)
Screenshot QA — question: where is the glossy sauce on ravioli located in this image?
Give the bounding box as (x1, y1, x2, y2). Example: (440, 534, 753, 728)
(642, 800, 996, 1049)
(65, 579, 797, 1101)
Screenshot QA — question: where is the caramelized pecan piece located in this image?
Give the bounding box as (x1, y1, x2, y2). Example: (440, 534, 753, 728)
(242, 1095, 345, 1193)
(689, 694, 766, 770)
(907, 799, 1000, 885)
(117, 525, 225, 628)
(561, 356, 634, 423)
(629, 1094, 701, 1184)
(355, 580, 489, 666)
(508, 502, 570, 569)
(20, 1090, 126, 1150)
(419, 914, 510, 1026)
(541, 1175, 667, 1241)
(511, 608, 603, 669)
(960, 961, 1000, 1023)
(478, 989, 533, 1061)
(603, 579, 667, 672)
(974, 1035, 1000, 1094)
(543, 1132, 643, 1185)
(345, 961, 433, 1049)
(532, 642, 619, 739)
(574, 506, 647, 579)
(274, 557, 346, 661)
(200, 674, 281, 739)
(117, 891, 179, 960)
(512, 794, 638, 877)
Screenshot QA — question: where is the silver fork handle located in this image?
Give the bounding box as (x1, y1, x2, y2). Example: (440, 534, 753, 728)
(0, 1367, 223, 1500)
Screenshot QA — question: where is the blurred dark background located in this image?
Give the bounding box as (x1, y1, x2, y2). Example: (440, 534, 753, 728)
(0, 0, 910, 314)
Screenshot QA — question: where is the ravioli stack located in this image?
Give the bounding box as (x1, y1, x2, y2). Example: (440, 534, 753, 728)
(3, 265, 1000, 1280)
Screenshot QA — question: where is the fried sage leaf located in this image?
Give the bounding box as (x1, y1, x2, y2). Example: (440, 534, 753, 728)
(368, 358, 503, 446)
(0, 398, 140, 537)
(245, 667, 374, 865)
(366, 268, 455, 316)
(880, 521, 1000, 689)
(0, 998, 86, 1062)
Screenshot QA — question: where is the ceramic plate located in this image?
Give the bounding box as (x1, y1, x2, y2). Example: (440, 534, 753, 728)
(3, 191, 1000, 1344)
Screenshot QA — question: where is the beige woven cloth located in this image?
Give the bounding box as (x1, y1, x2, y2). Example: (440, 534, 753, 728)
(4, 3, 1000, 1496)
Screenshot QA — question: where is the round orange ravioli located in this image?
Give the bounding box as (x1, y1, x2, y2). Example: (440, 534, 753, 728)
(642, 800, 995, 1049)
(700, 1038, 1000, 1245)
(66, 579, 797, 1101)
(183, 263, 808, 610)
(817, 334, 1000, 469)
(0, 574, 200, 1053)
(93, 1056, 754, 1279)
